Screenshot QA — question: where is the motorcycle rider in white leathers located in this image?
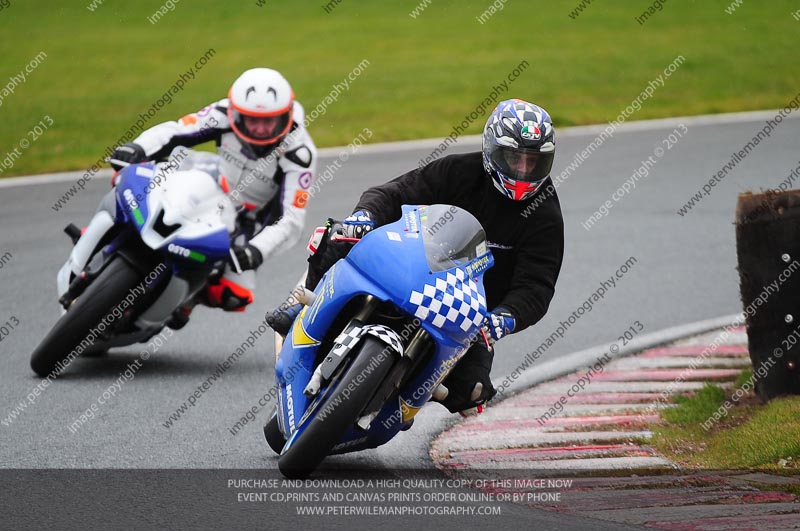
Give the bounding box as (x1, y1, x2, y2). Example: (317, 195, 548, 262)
(58, 68, 317, 317)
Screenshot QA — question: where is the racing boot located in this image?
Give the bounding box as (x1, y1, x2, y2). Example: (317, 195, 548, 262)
(436, 343, 497, 415)
(266, 278, 315, 336)
(205, 277, 254, 312)
(166, 305, 193, 330)
(457, 383, 490, 417)
(266, 302, 303, 337)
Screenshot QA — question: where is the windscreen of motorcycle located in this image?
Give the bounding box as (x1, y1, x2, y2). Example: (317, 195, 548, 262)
(419, 205, 488, 273)
(160, 170, 236, 232)
(175, 147, 222, 181)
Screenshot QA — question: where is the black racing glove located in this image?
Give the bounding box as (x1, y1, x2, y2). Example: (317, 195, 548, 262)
(229, 244, 263, 272)
(109, 143, 147, 170)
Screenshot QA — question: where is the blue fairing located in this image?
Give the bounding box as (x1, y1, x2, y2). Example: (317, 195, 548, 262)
(114, 163, 154, 227)
(112, 163, 229, 266)
(276, 205, 494, 454)
(348, 211, 488, 349)
(170, 232, 231, 263)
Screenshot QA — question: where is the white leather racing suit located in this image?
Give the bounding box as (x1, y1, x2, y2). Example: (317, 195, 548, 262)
(57, 99, 316, 310)
(133, 98, 317, 263)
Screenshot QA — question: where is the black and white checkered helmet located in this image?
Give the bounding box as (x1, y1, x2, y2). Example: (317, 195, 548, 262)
(482, 99, 555, 201)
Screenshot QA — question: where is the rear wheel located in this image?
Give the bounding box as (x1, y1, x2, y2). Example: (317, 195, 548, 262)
(277, 336, 396, 479)
(30, 257, 143, 377)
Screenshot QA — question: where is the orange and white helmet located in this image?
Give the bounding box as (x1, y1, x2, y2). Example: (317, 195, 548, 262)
(227, 68, 294, 146)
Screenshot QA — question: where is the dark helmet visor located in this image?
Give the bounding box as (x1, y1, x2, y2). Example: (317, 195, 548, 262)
(489, 146, 553, 182)
(230, 109, 291, 144)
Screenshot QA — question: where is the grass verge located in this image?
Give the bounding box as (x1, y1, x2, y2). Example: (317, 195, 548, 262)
(0, 1, 798, 176)
(650, 380, 800, 477)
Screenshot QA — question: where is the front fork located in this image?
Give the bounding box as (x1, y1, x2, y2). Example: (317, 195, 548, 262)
(57, 210, 116, 309)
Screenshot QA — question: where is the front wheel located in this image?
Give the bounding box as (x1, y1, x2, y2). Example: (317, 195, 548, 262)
(30, 257, 143, 377)
(263, 409, 285, 455)
(277, 336, 396, 479)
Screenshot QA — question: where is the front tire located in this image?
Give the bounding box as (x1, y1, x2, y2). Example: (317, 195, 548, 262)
(264, 409, 286, 455)
(277, 336, 396, 479)
(30, 257, 143, 377)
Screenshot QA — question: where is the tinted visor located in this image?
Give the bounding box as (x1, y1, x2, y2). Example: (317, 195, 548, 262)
(489, 146, 553, 182)
(232, 110, 291, 143)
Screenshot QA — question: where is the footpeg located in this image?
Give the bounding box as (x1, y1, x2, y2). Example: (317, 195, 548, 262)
(432, 384, 449, 402)
(64, 223, 82, 244)
(59, 271, 90, 309)
(304, 366, 324, 397)
(166, 307, 192, 330)
(356, 412, 377, 430)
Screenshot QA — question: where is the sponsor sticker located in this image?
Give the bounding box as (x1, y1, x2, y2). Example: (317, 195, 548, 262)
(298, 171, 312, 190)
(293, 190, 309, 209)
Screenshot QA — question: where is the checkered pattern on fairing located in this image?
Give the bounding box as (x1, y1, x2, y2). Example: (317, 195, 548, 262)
(408, 268, 486, 331)
(331, 324, 404, 357)
(363, 325, 404, 354)
(331, 326, 365, 357)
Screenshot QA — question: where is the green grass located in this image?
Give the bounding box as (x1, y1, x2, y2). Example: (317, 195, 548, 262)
(0, 1, 798, 175)
(661, 383, 727, 425)
(651, 382, 800, 471)
(735, 369, 754, 388)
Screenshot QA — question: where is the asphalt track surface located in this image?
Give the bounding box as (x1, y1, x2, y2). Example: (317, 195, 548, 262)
(1, 112, 798, 529)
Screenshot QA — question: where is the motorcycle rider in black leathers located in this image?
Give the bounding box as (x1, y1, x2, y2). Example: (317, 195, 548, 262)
(269, 99, 564, 415)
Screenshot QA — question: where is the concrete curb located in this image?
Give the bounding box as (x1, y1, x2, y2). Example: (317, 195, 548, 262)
(430, 317, 800, 530)
(499, 313, 743, 399)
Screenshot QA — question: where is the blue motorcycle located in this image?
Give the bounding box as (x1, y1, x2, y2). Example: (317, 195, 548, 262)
(264, 204, 494, 478)
(31, 150, 237, 377)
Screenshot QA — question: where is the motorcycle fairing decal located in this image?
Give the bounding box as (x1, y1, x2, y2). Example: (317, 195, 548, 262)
(395, 346, 463, 414)
(285, 383, 296, 432)
(165, 242, 206, 262)
(305, 282, 326, 326)
(115, 163, 155, 226)
(168, 231, 230, 263)
(276, 389, 287, 435)
(408, 267, 486, 331)
(330, 324, 366, 358)
(403, 209, 420, 233)
(324, 264, 336, 296)
(399, 397, 421, 423)
(431, 353, 462, 392)
(317, 324, 364, 381)
(124, 189, 145, 226)
(363, 325, 404, 354)
(331, 436, 369, 452)
(135, 165, 155, 178)
(466, 252, 491, 277)
(320, 324, 404, 382)
(291, 307, 320, 348)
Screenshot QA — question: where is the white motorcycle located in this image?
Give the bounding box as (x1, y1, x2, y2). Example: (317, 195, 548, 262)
(31, 149, 238, 377)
